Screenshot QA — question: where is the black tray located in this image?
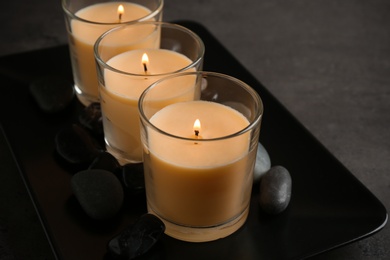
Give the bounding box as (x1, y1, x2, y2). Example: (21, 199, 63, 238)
(0, 21, 387, 260)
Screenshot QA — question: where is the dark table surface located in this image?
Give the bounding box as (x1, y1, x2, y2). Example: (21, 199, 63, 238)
(0, 0, 389, 259)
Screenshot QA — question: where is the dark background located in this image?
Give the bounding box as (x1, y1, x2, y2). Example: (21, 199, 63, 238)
(0, 0, 389, 259)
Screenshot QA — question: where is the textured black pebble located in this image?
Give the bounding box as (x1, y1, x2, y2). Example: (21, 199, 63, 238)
(258, 166, 292, 215)
(108, 214, 165, 259)
(71, 169, 124, 220)
(79, 102, 103, 136)
(29, 75, 74, 113)
(121, 163, 145, 195)
(55, 124, 103, 164)
(89, 152, 121, 174)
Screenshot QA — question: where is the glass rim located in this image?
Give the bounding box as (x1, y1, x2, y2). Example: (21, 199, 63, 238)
(138, 71, 263, 142)
(94, 21, 205, 77)
(61, 0, 164, 25)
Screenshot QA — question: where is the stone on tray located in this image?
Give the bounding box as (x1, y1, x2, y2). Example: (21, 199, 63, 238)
(29, 75, 74, 113)
(71, 169, 124, 220)
(79, 102, 103, 136)
(55, 124, 102, 164)
(253, 142, 271, 182)
(258, 166, 292, 215)
(89, 152, 121, 174)
(108, 214, 165, 259)
(121, 163, 145, 195)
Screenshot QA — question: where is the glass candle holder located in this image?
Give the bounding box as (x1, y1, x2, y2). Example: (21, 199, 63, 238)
(62, 0, 164, 106)
(94, 22, 204, 164)
(139, 71, 263, 242)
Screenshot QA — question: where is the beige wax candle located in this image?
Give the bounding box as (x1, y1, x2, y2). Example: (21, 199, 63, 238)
(70, 2, 155, 105)
(100, 49, 196, 163)
(145, 101, 251, 226)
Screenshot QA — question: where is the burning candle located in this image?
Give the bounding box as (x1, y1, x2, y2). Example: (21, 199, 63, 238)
(99, 49, 197, 163)
(62, 0, 164, 105)
(139, 72, 263, 242)
(95, 22, 204, 164)
(145, 101, 251, 226)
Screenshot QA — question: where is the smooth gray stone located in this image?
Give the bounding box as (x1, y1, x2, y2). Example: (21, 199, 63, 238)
(71, 169, 124, 220)
(253, 142, 271, 182)
(258, 165, 292, 215)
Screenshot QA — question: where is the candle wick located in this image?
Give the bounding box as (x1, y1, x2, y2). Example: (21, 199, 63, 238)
(143, 63, 148, 74)
(194, 130, 200, 144)
(118, 13, 122, 23)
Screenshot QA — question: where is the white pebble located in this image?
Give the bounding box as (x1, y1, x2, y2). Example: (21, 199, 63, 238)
(253, 142, 271, 182)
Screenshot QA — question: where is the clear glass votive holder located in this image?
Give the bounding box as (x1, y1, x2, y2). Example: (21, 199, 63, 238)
(62, 0, 164, 106)
(94, 22, 204, 164)
(138, 71, 263, 242)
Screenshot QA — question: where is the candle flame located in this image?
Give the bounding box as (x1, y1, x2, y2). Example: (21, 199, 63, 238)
(118, 5, 124, 22)
(194, 119, 201, 136)
(142, 53, 149, 73)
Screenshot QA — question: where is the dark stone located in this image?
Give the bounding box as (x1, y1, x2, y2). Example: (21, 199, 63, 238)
(29, 75, 74, 113)
(71, 169, 124, 220)
(108, 214, 165, 259)
(89, 152, 121, 174)
(55, 124, 103, 164)
(121, 163, 145, 195)
(258, 166, 292, 215)
(79, 102, 103, 136)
